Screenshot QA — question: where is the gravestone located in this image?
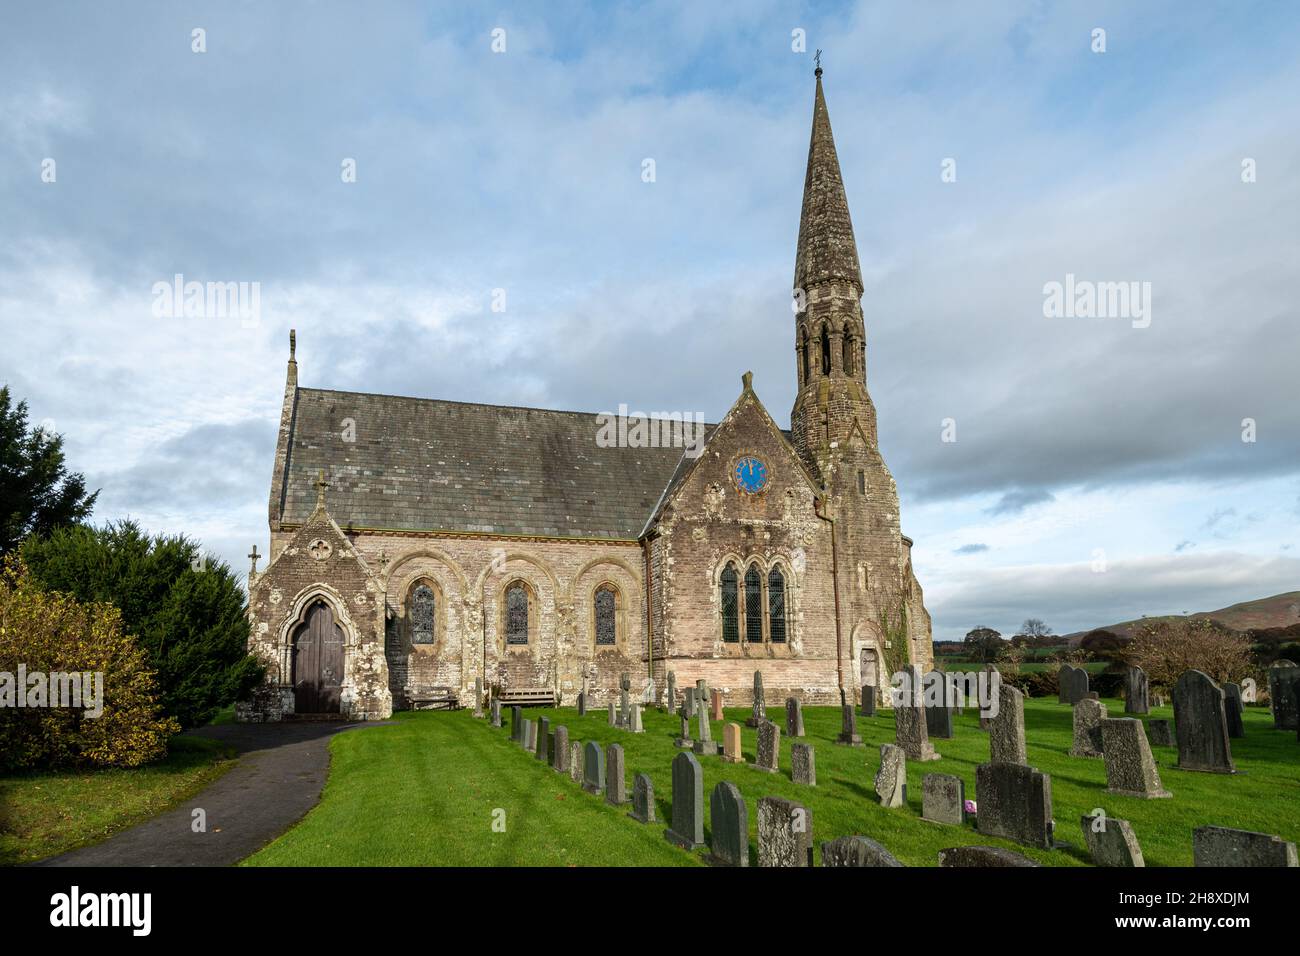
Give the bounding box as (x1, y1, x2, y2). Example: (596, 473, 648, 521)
(553, 725, 570, 773)
(629, 773, 655, 824)
(674, 713, 693, 749)
(1173, 669, 1235, 773)
(748, 670, 766, 727)
(696, 678, 708, 707)
(490, 700, 502, 728)
(751, 719, 780, 773)
(473, 677, 484, 718)
(975, 762, 1054, 849)
(710, 688, 724, 721)
(722, 722, 743, 763)
(535, 717, 550, 763)
(569, 741, 584, 783)
(922, 773, 966, 826)
(629, 702, 644, 734)
(1070, 698, 1108, 758)
(1268, 661, 1299, 730)
(707, 781, 748, 867)
(791, 743, 816, 786)
(989, 682, 1027, 764)
(820, 836, 903, 867)
(576, 692, 587, 717)
(1080, 814, 1144, 867)
(620, 685, 630, 726)
(664, 751, 704, 850)
(874, 744, 907, 808)
(522, 719, 535, 750)
(1059, 664, 1089, 705)
(836, 704, 863, 746)
(785, 698, 805, 738)
(938, 846, 1039, 867)
(1193, 826, 1298, 867)
(1147, 718, 1174, 746)
(860, 684, 876, 718)
(1101, 717, 1171, 798)
(666, 671, 677, 712)
(607, 702, 617, 726)
(1124, 666, 1150, 715)
(757, 796, 813, 868)
(511, 706, 522, 742)
(894, 702, 939, 761)
(605, 743, 628, 806)
(924, 702, 954, 739)
(1223, 682, 1245, 738)
(582, 741, 605, 796)
(693, 707, 718, 756)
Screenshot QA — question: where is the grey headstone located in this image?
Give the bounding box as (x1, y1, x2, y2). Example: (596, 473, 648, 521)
(629, 772, 655, 824)
(989, 682, 1027, 764)
(620, 687, 630, 726)
(1059, 664, 1089, 705)
(785, 697, 805, 738)
(791, 742, 816, 786)
(894, 702, 939, 761)
(874, 744, 907, 808)
(675, 712, 693, 748)
(582, 740, 605, 795)
(553, 725, 570, 773)
(922, 773, 966, 826)
(576, 692, 586, 717)
(569, 740, 584, 783)
(1268, 662, 1299, 730)
(751, 718, 780, 773)
(473, 677, 484, 718)
(522, 719, 536, 751)
(605, 743, 627, 806)
(1080, 814, 1145, 867)
(1193, 826, 1298, 867)
(757, 796, 812, 867)
(664, 751, 704, 850)
(820, 835, 903, 867)
(683, 688, 696, 719)
(666, 671, 677, 712)
(836, 704, 863, 745)
(1173, 669, 1235, 773)
(924, 703, 954, 739)
(620, 671, 631, 692)
(629, 702, 644, 733)
(1124, 666, 1150, 715)
(490, 699, 502, 728)
(535, 717, 550, 763)
(693, 706, 717, 756)
(511, 706, 522, 741)
(975, 762, 1054, 849)
(607, 701, 617, 726)
(938, 846, 1039, 867)
(747, 670, 766, 727)
(1101, 718, 1171, 798)
(860, 684, 876, 717)
(1071, 698, 1108, 758)
(707, 781, 748, 867)
(1147, 718, 1174, 746)
(1223, 682, 1245, 738)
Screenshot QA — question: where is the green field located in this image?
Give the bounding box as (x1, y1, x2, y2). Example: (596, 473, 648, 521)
(246, 698, 1299, 867)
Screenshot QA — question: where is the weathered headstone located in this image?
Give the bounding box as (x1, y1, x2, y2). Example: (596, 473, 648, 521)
(924, 702, 954, 739)
(511, 706, 522, 741)
(989, 682, 1027, 765)
(1071, 698, 1108, 758)
(860, 684, 876, 718)
(751, 719, 780, 773)
(722, 722, 743, 763)
(938, 846, 1039, 867)
(922, 773, 966, 826)
(553, 725, 570, 773)
(1147, 718, 1174, 746)
(1268, 661, 1299, 730)
(674, 712, 693, 749)
(666, 671, 677, 712)
(820, 836, 903, 867)
(607, 701, 617, 726)
(707, 781, 748, 867)
(1101, 717, 1171, 798)
(1061, 664, 1090, 705)
(576, 692, 587, 717)
(975, 762, 1053, 849)
(619, 686, 630, 726)
(1173, 669, 1235, 774)
(836, 704, 863, 746)
(1080, 814, 1144, 867)
(582, 740, 605, 795)
(490, 699, 502, 728)
(629, 702, 644, 734)
(473, 677, 484, 718)
(569, 741, 584, 783)
(1124, 665, 1150, 715)
(894, 701, 939, 761)
(791, 742, 816, 786)
(621, 671, 631, 692)
(535, 717, 550, 763)
(629, 772, 655, 824)
(605, 743, 627, 806)
(1223, 682, 1245, 738)
(757, 796, 813, 867)
(693, 707, 718, 756)
(664, 751, 704, 850)
(522, 719, 535, 750)
(748, 670, 766, 727)
(1193, 826, 1298, 867)
(785, 697, 805, 738)
(874, 744, 907, 808)
(710, 688, 724, 721)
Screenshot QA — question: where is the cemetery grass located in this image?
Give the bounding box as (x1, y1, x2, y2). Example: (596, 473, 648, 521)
(245, 700, 1300, 867)
(0, 734, 237, 865)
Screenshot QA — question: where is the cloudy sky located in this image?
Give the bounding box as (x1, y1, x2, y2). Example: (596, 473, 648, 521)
(2, 1, 1297, 640)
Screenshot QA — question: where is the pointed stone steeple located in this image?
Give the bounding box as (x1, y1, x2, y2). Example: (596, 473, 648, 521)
(794, 65, 862, 293)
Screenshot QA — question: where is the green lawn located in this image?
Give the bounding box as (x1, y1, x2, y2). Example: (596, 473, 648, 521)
(246, 698, 1299, 867)
(0, 734, 237, 865)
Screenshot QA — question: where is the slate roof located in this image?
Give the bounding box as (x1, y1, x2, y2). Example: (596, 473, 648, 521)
(277, 387, 715, 540)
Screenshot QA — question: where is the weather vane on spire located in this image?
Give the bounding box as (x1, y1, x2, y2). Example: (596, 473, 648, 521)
(814, 49, 822, 76)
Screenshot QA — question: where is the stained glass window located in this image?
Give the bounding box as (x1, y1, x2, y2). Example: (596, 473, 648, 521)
(410, 584, 435, 645)
(768, 568, 786, 643)
(595, 586, 617, 645)
(506, 583, 529, 645)
(721, 563, 739, 643)
(745, 565, 763, 643)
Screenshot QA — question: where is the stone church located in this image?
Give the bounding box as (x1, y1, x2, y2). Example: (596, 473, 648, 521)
(237, 69, 933, 721)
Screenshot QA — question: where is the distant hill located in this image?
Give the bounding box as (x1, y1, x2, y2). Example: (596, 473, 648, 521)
(1064, 591, 1300, 646)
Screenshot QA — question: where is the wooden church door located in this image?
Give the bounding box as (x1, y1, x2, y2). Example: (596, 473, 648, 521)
(293, 601, 344, 713)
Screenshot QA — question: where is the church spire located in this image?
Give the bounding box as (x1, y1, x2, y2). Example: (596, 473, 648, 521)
(793, 63, 862, 294)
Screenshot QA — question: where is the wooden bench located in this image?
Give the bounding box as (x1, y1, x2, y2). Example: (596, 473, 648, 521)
(408, 686, 462, 711)
(498, 687, 555, 707)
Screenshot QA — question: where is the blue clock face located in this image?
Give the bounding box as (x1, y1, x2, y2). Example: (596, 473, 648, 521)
(734, 456, 768, 493)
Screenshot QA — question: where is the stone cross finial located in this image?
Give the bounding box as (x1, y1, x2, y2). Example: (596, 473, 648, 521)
(814, 49, 822, 76)
(742, 370, 753, 391)
(315, 469, 329, 510)
(247, 544, 260, 576)
(289, 328, 297, 361)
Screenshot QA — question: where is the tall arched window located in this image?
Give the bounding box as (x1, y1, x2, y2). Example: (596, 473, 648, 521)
(744, 564, 763, 643)
(505, 582, 529, 645)
(720, 563, 739, 643)
(800, 327, 809, 385)
(409, 583, 436, 645)
(821, 325, 831, 376)
(768, 568, 787, 643)
(842, 333, 854, 376)
(594, 585, 617, 646)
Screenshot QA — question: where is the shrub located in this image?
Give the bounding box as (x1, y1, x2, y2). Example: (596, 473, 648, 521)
(1001, 669, 1058, 699)
(1121, 618, 1254, 689)
(0, 558, 179, 771)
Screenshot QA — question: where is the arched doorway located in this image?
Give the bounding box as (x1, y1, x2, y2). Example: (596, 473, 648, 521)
(859, 648, 879, 689)
(292, 600, 344, 713)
